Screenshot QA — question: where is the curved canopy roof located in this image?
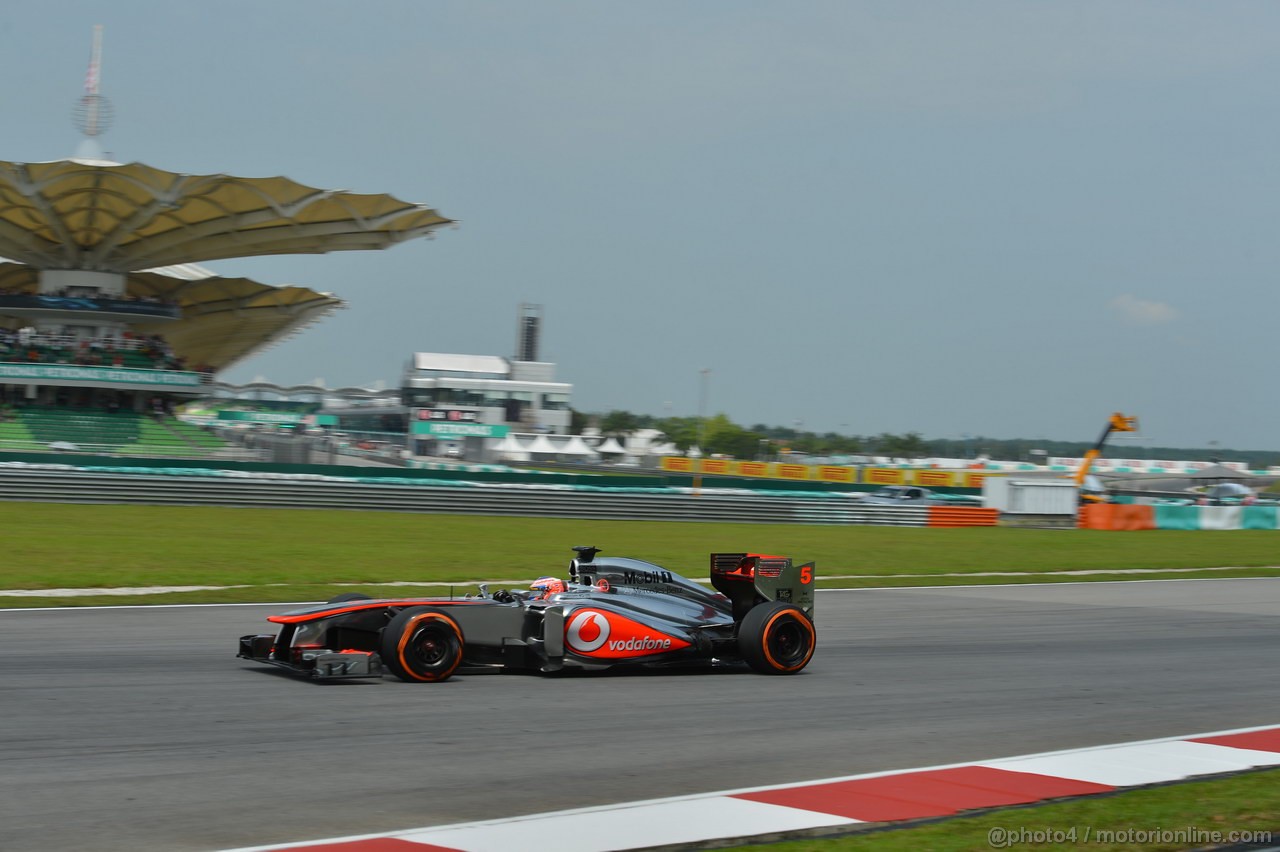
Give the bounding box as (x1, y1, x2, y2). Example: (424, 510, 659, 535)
(0, 158, 454, 271)
(0, 259, 341, 370)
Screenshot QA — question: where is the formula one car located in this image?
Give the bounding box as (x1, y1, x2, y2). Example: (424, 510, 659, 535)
(237, 547, 816, 682)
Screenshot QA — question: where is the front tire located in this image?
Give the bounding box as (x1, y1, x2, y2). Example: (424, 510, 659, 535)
(327, 592, 372, 604)
(738, 602, 815, 675)
(380, 607, 465, 683)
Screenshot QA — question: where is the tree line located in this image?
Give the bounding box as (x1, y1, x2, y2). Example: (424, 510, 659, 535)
(573, 409, 1278, 469)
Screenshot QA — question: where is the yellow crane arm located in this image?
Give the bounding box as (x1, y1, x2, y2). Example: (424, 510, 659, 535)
(1074, 413, 1138, 487)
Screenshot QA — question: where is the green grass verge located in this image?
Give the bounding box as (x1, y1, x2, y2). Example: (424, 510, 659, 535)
(722, 768, 1280, 851)
(1, 502, 1279, 607)
(5, 501, 1276, 848)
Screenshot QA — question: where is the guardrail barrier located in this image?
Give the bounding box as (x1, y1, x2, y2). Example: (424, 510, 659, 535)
(0, 464, 1000, 527)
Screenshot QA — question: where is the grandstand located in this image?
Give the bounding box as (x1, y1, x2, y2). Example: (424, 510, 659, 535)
(0, 39, 452, 462)
(0, 405, 228, 457)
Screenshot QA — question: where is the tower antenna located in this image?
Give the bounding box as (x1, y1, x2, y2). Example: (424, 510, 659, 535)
(72, 25, 114, 159)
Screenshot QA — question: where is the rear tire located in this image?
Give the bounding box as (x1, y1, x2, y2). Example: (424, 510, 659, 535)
(738, 602, 815, 675)
(380, 607, 465, 683)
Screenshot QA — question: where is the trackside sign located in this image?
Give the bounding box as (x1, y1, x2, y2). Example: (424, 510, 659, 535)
(0, 364, 203, 387)
(411, 422, 509, 438)
(217, 411, 304, 424)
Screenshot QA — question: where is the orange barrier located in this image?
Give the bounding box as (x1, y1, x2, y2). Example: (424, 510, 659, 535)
(1078, 504, 1156, 530)
(927, 506, 1000, 528)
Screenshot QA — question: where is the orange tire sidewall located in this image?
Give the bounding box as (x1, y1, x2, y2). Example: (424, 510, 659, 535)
(395, 612, 463, 682)
(760, 609, 815, 672)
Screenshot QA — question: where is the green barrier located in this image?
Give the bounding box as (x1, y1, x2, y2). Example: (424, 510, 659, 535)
(1154, 505, 1202, 530)
(61, 465, 876, 497)
(0, 450, 990, 500)
(0, 451, 670, 489)
(0, 453, 879, 498)
(1242, 506, 1280, 530)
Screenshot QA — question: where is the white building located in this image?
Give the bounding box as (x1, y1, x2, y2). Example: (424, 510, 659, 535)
(400, 352, 572, 458)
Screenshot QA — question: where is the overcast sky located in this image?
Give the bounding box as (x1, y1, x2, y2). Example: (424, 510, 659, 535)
(3, 2, 1278, 450)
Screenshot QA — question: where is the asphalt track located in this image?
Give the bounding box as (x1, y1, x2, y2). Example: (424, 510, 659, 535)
(2, 579, 1277, 852)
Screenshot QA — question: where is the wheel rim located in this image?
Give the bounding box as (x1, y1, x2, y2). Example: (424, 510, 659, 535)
(410, 627, 451, 668)
(768, 618, 809, 666)
(392, 611, 462, 681)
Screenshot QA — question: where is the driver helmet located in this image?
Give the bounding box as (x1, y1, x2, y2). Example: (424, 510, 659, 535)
(530, 576, 567, 599)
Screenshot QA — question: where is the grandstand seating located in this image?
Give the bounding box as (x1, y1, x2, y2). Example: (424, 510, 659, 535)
(17, 407, 142, 451)
(1, 339, 180, 372)
(0, 418, 35, 447)
(166, 419, 227, 449)
(0, 406, 228, 457)
(127, 418, 199, 456)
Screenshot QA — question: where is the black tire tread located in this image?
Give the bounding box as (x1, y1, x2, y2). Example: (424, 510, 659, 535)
(379, 606, 465, 683)
(737, 601, 815, 675)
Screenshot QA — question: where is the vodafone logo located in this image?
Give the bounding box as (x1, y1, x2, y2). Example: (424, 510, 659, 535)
(563, 608, 691, 658)
(565, 610, 610, 653)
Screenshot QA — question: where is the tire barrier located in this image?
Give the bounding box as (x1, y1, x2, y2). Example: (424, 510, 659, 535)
(0, 466, 1001, 527)
(927, 506, 1001, 528)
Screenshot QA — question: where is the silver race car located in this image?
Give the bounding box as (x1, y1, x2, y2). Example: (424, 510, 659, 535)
(237, 547, 816, 682)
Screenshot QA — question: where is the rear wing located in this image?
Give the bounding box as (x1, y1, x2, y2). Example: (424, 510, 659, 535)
(709, 552, 815, 622)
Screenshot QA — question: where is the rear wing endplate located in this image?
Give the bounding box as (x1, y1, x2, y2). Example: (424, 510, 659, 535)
(709, 552, 815, 620)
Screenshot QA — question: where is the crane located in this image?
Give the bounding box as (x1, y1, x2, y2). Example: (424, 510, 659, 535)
(1074, 412, 1138, 493)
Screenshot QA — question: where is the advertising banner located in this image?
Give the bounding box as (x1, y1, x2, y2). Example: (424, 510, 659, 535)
(411, 422, 509, 438)
(656, 457, 982, 494)
(217, 411, 304, 424)
(0, 363, 202, 387)
(416, 408, 479, 422)
(913, 469, 956, 487)
(864, 467, 905, 485)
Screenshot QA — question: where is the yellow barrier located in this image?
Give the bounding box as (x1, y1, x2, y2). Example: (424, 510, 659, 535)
(864, 467, 905, 485)
(702, 458, 732, 475)
(657, 457, 986, 490)
(912, 469, 956, 487)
